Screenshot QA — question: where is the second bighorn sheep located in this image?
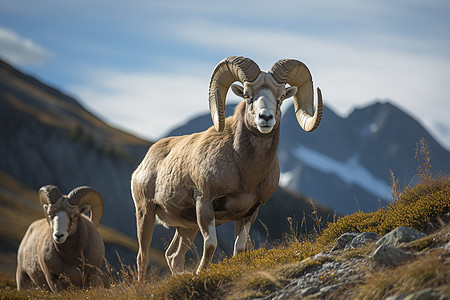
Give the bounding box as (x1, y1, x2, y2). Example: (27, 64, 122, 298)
(16, 185, 105, 292)
(132, 56, 323, 279)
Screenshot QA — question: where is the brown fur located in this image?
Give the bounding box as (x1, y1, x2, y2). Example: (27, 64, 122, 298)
(16, 203, 104, 292)
(132, 98, 283, 279)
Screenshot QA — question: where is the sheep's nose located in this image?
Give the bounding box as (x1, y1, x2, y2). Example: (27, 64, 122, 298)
(54, 233, 64, 240)
(259, 112, 273, 122)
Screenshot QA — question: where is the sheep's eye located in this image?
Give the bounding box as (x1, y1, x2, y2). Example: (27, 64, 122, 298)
(280, 95, 285, 101)
(244, 94, 253, 104)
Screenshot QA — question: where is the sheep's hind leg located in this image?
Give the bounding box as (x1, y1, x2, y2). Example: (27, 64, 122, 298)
(135, 202, 156, 282)
(194, 191, 217, 274)
(165, 227, 198, 274)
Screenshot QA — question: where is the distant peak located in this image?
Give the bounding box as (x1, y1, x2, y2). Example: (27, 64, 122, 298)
(348, 100, 405, 119)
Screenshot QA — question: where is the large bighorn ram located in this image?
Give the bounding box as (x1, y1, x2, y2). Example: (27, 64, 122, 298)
(132, 56, 323, 280)
(16, 185, 105, 292)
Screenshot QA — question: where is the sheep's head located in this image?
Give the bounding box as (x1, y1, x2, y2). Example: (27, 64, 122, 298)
(39, 185, 104, 244)
(209, 56, 323, 133)
(230, 73, 297, 134)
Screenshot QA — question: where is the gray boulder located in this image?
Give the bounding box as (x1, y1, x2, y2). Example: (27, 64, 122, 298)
(371, 244, 413, 267)
(385, 288, 448, 300)
(347, 232, 379, 249)
(377, 226, 427, 246)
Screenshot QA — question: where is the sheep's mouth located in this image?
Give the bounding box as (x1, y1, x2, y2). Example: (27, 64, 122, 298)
(257, 125, 274, 134)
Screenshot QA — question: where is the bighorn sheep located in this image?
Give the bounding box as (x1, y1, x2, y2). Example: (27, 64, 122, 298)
(131, 56, 323, 279)
(16, 185, 105, 292)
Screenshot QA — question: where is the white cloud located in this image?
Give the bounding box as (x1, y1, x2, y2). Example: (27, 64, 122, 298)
(68, 69, 219, 140)
(0, 27, 52, 66)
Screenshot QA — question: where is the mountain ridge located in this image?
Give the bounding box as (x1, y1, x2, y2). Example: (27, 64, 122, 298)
(166, 98, 450, 215)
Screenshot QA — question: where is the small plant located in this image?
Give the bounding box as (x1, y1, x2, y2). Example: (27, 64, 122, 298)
(416, 137, 433, 184)
(390, 168, 401, 202)
(310, 198, 323, 235)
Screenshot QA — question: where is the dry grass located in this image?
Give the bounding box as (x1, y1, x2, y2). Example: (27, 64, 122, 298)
(351, 249, 450, 300)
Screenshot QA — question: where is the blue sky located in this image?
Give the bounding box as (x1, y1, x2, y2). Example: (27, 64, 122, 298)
(1, 0, 449, 150)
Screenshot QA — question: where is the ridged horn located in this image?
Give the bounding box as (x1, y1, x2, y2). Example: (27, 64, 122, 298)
(209, 56, 261, 131)
(39, 185, 63, 206)
(269, 59, 323, 132)
(39, 185, 63, 219)
(68, 186, 104, 227)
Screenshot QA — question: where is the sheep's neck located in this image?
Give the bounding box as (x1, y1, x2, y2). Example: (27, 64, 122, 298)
(233, 111, 280, 189)
(53, 221, 85, 262)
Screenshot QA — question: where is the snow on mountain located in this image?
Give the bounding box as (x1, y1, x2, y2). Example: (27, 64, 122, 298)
(279, 101, 450, 214)
(285, 145, 391, 199)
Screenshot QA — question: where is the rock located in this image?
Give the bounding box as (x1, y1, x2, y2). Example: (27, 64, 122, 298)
(347, 232, 379, 249)
(332, 231, 379, 251)
(371, 245, 412, 267)
(444, 241, 450, 251)
(332, 232, 359, 251)
(320, 284, 342, 293)
(377, 226, 427, 246)
(299, 286, 320, 297)
(385, 288, 448, 300)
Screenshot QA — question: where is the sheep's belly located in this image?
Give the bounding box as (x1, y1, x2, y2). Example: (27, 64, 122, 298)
(154, 192, 261, 228)
(213, 193, 262, 223)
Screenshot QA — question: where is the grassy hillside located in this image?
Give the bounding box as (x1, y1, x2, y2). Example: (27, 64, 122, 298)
(1, 142, 449, 299)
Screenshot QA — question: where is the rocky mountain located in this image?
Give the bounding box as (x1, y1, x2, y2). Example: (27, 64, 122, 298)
(0, 59, 151, 237)
(0, 58, 332, 275)
(165, 100, 450, 215)
(279, 102, 450, 214)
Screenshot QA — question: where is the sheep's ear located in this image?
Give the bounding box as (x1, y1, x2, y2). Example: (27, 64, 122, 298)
(231, 84, 244, 98)
(79, 203, 91, 216)
(43, 204, 49, 213)
(285, 86, 298, 99)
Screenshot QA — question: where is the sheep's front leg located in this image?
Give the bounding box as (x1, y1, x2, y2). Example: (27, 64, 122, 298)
(45, 272, 66, 293)
(16, 271, 37, 291)
(234, 219, 251, 255)
(195, 191, 217, 274)
(234, 206, 260, 255)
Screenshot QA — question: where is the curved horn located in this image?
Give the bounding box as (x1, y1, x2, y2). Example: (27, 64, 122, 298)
(209, 56, 261, 131)
(39, 185, 62, 221)
(269, 59, 323, 132)
(39, 185, 62, 206)
(68, 186, 104, 227)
